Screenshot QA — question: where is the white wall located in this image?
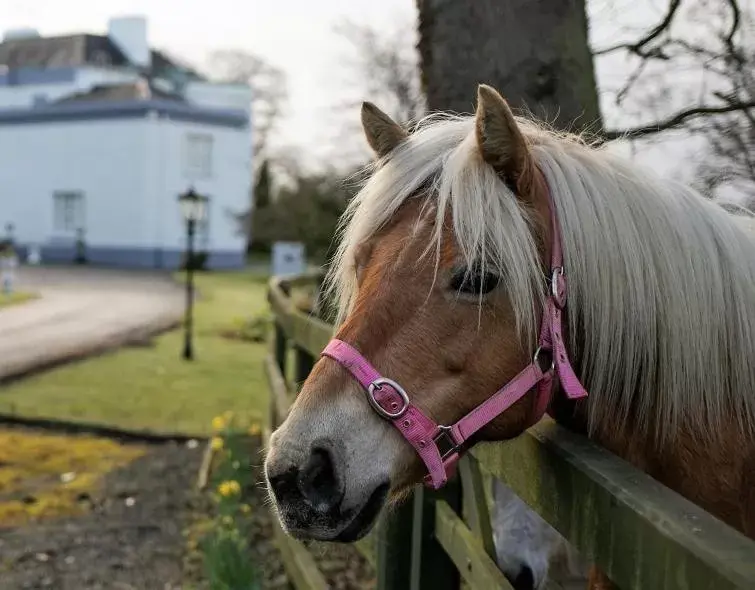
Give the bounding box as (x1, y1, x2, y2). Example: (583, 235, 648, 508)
(0, 109, 250, 266)
(147, 116, 251, 254)
(0, 118, 149, 248)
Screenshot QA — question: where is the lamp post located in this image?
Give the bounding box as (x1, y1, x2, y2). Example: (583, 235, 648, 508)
(178, 187, 208, 361)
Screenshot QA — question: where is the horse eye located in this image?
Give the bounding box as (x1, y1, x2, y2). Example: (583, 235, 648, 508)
(449, 267, 500, 295)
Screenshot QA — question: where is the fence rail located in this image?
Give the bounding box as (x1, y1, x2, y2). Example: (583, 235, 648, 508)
(264, 273, 755, 590)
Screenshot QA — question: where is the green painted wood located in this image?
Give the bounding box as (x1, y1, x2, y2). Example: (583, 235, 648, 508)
(294, 345, 315, 387)
(473, 418, 755, 590)
(273, 321, 287, 376)
(289, 310, 332, 358)
(375, 498, 415, 590)
(459, 456, 496, 559)
(410, 484, 461, 590)
(435, 501, 515, 590)
(264, 354, 294, 428)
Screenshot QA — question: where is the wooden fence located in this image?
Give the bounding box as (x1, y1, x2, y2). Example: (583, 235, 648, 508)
(263, 273, 755, 590)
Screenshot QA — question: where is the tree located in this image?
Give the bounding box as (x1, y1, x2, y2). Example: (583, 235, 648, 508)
(335, 18, 426, 126)
(250, 169, 360, 260)
(596, 0, 754, 197)
(205, 50, 288, 162)
(416, 0, 602, 129)
(205, 50, 289, 251)
(254, 159, 272, 210)
(329, 17, 426, 167)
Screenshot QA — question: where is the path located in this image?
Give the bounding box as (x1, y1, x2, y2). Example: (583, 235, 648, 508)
(0, 267, 184, 381)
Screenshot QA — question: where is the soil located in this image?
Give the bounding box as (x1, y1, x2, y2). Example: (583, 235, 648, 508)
(0, 430, 376, 590)
(0, 438, 204, 590)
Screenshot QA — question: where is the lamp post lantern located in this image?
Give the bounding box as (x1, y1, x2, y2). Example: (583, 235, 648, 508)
(178, 187, 208, 361)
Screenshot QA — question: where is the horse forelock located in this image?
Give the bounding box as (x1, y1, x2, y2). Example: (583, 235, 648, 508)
(327, 111, 755, 447)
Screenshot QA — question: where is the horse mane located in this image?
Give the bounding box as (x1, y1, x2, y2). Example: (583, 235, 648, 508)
(327, 113, 755, 445)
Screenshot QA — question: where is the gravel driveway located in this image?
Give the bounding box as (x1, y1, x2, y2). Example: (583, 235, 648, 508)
(0, 266, 184, 381)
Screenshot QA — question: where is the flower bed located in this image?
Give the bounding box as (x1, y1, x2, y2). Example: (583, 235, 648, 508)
(186, 412, 376, 590)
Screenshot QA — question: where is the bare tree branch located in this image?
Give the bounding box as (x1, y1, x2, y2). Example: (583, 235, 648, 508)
(604, 99, 755, 139)
(205, 50, 288, 161)
(724, 0, 742, 54)
(593, 0, 682, 57)
(334, 18, 425, 125)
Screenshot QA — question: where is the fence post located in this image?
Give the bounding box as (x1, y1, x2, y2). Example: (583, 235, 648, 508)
(376, 496, 415, 590)
(294, 346, 315, 389)
(274, 321, 287, 376)
(410, 480, 462, 590)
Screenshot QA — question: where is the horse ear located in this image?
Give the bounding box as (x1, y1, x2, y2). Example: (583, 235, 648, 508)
(474, 84, 531, 187)
(361, 102, 408, 158)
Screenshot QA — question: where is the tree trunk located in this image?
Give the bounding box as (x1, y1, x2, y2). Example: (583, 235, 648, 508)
(416, 0, 602, 131)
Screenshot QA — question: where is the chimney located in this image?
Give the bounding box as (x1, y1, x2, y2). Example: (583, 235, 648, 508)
(108, 16, 151, 70)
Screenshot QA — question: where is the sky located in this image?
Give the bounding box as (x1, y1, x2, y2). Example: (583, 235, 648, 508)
(1, 0, 418, 165)
(0, 0, 734, 190)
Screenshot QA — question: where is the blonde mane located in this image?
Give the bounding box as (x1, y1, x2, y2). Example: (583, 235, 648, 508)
(327, 113, 755, 445)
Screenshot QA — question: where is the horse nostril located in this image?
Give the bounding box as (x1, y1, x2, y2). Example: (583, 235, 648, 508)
(512, 564, 535, 590)
(298, 446, 344, 513)
(267, 467, 300, 503)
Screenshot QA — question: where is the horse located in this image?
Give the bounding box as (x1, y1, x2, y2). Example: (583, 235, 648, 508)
(492, 479, 588, 588)
(264, 84, 755, 589)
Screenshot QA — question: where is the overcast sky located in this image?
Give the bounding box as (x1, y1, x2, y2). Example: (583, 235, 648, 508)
(1, 0, 729, 186)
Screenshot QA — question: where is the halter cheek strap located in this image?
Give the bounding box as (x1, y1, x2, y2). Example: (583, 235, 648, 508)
(320, 195, 588, 489)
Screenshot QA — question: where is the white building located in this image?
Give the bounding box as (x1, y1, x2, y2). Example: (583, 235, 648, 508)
(0, 16, 252, 269)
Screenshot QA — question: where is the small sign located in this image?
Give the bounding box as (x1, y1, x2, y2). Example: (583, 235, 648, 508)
(271, 242, 305, 277)
(27, 245, 41, 265)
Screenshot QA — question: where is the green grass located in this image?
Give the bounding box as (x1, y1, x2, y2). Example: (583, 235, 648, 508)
(0, 272, 271, 436)
(0, 291, 37, 309)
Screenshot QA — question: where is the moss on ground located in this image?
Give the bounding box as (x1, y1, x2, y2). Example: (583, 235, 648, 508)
(0, 291, 37, 309)
(0, 429, 145, 527)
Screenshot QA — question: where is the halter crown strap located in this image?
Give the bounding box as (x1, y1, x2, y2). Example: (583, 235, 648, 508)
(320, 192, 587, 489)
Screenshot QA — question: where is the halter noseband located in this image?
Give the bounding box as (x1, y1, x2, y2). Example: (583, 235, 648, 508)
(321, 191, 588, 489)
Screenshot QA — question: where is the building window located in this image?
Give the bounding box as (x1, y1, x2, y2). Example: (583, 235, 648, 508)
(53, 191, 85, 234)
(183, 133, 213, 179)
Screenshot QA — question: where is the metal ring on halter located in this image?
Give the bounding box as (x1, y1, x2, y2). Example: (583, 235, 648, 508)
(367, 378, 410, 419)
(551, 267, 564, 299)
(533, 346, 555, 373)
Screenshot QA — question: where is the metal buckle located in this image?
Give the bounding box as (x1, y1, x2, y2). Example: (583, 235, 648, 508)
(533, 346, 555, 373)
(367, 378, 410, 419)
(433, 425, 461, 460)
(551, 267, 564, 300)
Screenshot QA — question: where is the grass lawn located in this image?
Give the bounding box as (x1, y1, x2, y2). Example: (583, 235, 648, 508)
(0, 291, 37, 309)
(0, 272, 271, 436)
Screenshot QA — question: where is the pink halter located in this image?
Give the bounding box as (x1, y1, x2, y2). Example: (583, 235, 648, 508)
(321, 191, 588, 489)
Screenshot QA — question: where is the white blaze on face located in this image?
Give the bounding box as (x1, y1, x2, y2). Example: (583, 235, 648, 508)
(265, 379, 409, 539)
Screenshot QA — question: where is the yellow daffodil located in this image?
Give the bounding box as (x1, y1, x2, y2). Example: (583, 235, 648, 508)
(210, 437, 224, 451)
(211, 416, 226, 432)
(248, 424, 261, 436)
(217, 480, 241, 497)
